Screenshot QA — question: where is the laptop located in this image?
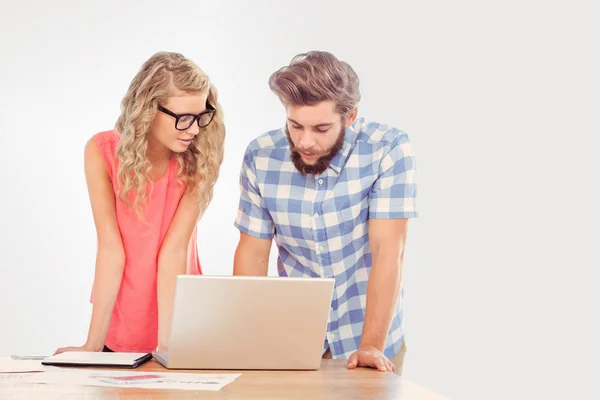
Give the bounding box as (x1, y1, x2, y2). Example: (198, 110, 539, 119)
(153, 275, 335, 370)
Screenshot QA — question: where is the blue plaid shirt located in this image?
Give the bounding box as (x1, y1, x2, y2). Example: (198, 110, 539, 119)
(234, 117, 418, 359)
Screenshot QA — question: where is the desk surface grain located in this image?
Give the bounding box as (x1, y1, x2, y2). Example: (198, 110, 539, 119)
(0, 359, 447, 399)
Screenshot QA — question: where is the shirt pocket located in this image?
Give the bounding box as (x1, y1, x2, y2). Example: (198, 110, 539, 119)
(337, 206, 356, 249)
(337, 202, 370, 251)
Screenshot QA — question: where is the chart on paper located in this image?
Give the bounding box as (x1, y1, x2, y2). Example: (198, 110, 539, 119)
(20, 369, 241, 391)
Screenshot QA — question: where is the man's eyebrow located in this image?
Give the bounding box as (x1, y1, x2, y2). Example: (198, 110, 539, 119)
(287, 118, 335, 128)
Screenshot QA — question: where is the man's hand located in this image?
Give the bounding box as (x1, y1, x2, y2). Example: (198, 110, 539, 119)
(347, 345, 396, 373)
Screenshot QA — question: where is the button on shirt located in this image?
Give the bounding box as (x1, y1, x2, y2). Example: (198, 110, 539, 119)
(234, 117, 418, 359)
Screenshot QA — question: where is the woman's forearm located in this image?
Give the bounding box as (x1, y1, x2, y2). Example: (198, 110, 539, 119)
(157, 248, 187, 351)
(85, 247, 125, 350)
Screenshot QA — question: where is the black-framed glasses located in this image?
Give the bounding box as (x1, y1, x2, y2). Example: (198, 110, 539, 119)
(157, 103, 216, 131)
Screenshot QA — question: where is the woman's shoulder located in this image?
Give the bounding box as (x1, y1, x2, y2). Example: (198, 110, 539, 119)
(91, 130, 120, 150)
(87, 130, 120, 177)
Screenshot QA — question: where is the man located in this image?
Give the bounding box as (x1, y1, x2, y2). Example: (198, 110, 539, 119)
(233, 51, 418, 375)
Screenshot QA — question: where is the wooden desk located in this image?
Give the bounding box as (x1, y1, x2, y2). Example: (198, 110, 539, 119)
(0, 359, 448, 399)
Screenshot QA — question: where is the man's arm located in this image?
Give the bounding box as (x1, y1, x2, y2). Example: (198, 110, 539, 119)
(157, 190, 200, 351)
(361, 218, 408, 349)
(348, 133, 417, 372)
(347, 219, 408, 372)
(233, 232, 272, 276)
(233, 144, 275, 276)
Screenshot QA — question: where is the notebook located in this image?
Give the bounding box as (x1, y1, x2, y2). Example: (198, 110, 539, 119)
(41, 352, 152, 369)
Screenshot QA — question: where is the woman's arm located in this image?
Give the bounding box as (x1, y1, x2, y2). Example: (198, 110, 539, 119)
(55, 138, 125, 354)
(156, 189, 200, 351)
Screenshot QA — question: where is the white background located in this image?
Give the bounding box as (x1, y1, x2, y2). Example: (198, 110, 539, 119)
(1, 1, 598, 399)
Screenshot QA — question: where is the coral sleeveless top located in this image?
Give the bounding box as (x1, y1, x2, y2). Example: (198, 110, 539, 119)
(91, 130, 202, 352)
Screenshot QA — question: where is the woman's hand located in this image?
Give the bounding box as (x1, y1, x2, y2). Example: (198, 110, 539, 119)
(53, 342, 103, 355)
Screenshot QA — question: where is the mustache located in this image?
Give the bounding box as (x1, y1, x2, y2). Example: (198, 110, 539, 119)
(291, 146, 329, 156)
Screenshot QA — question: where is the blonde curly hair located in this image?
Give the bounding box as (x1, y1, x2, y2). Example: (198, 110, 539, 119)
(114, 51, 225, 219)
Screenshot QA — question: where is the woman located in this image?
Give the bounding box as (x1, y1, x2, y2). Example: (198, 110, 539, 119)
(55, 52, 225, 353)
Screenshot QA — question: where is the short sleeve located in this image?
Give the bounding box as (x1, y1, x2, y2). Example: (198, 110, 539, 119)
(92, 130, 119, 180)
(234, 147, 275, 239)
(368, 135, 418, 219)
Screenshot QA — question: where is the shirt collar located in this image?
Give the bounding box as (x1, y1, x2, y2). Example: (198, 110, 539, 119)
(327, 125, 357, 175)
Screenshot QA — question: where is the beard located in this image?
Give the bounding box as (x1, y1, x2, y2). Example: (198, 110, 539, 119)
(285, 125, 345, 176)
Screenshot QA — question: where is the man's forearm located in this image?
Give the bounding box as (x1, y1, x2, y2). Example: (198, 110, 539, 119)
(157, 249, 187, 350)
(361, 257, 403, 351)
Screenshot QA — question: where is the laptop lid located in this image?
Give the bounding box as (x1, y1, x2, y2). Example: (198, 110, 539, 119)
(164, 275, 334, 370)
